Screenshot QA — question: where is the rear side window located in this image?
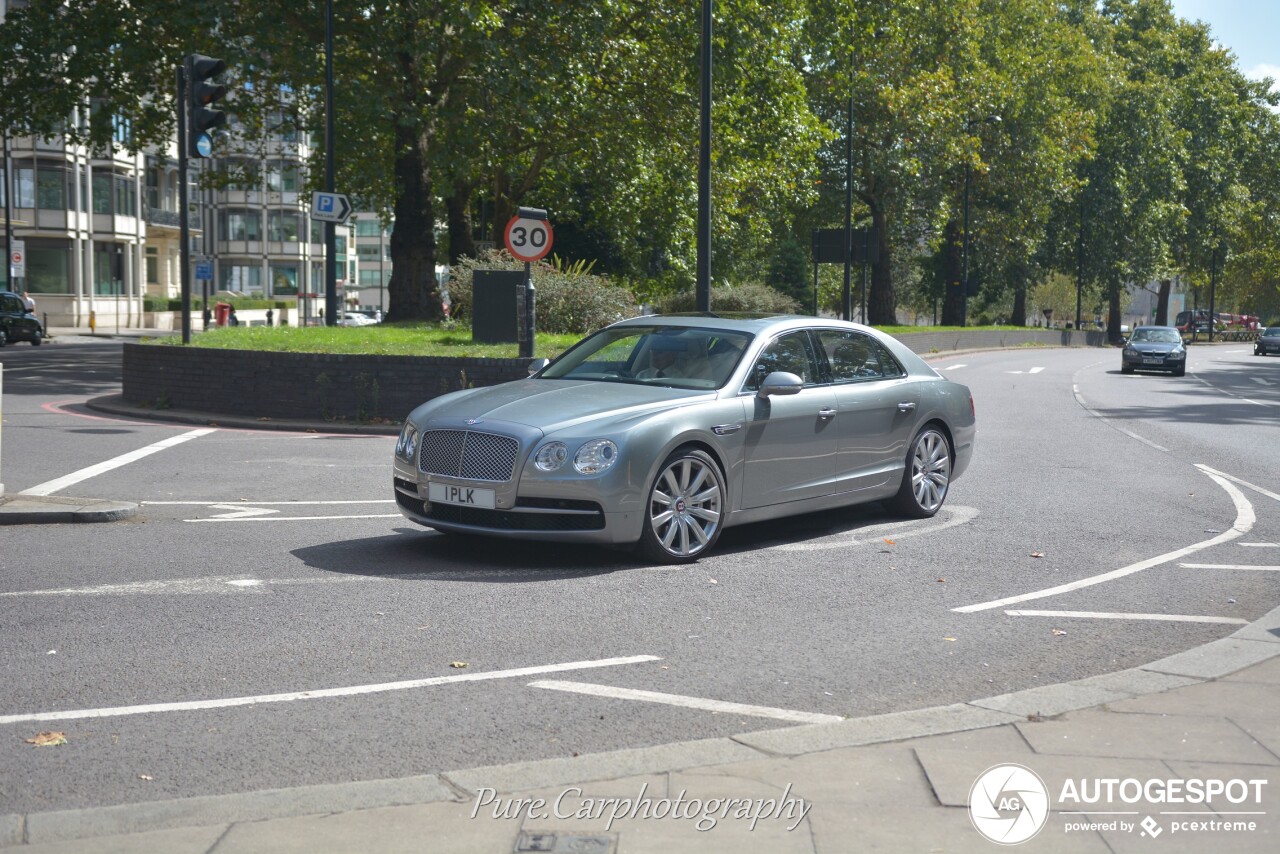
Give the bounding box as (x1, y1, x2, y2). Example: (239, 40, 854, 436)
(813, 330, 903, 382)
(744, 331, 819, 390)
(0, 294, 24, 313)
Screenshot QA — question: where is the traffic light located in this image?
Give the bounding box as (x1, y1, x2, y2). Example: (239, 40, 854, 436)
(185, 54, 227, 159)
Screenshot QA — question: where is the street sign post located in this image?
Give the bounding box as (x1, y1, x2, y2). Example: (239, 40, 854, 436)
(10, 239, 24, 278)
(311, 191, 352, 224)
(504, 208, 553, 358)
(195, 258, 213, 281)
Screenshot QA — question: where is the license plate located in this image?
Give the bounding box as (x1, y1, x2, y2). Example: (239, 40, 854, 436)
(428, 482, 497, 509)
(1142, 357, 1163, 365)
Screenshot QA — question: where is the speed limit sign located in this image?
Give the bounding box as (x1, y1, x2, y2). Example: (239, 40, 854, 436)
(503, 212, 554, 263)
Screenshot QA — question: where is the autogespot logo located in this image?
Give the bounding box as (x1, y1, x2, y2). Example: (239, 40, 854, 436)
(969, 764, 1051, 845)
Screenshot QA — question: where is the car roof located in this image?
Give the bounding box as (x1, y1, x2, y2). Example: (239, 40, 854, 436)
(610, 313, 876, 336)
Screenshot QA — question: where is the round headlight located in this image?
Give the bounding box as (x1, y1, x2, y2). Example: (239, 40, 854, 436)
(534, 442, 569, 472)
(573, 439, 619, 475)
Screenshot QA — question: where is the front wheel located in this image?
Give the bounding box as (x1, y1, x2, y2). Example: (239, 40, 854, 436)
(637, 448, 726, 564)
(890, 425, 952, 518)
(31, 329, 42, 346)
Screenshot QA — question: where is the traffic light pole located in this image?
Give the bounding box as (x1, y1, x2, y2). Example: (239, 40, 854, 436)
(177, 65, 193, 345)
(324, 0, 338, 326)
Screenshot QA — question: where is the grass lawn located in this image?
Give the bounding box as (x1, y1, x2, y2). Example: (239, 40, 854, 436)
(151, 322, 582, 359)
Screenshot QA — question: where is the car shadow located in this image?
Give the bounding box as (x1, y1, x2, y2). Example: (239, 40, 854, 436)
(291, 527, 639, 582)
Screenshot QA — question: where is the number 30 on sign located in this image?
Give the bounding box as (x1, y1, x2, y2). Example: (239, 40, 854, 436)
(503, 214, 554, 263)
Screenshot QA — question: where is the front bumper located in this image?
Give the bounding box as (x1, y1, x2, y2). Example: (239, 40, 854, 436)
(1122, 351, 1184, 371)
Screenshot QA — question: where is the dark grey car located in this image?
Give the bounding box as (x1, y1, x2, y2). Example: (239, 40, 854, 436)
(0, 291, 43, 346)
(393, 314, 976, 563)
(1121, 326, 1186, 376)
(1255, 327, 1280, 356)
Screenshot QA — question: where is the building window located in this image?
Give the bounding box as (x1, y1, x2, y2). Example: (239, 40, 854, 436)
(356, 244, 381, 258)
(15, 166, 35, 207)
(36, 164, 67, 210)
(355, 219, 381, 238)
(92, 173, 111, 213)
(266, 161, 300, 192)
(270, 264, 298, 295)
(114, 174, 136, 217)
(93, 244, 126, 295)
(310, 220, 325, 244)
(24, 239, 73, 294)
(220, 261, 264, 294)
(268, 211, 300, 242)
(220, 209, 261, 241)
(145, 247, 159, 284)
(359, 270, 386, 287)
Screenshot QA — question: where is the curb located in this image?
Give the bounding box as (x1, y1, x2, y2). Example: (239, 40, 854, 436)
(3, 602, 1277, 847)
(84, 394, 400, 436)
(0, 495, 138, 525)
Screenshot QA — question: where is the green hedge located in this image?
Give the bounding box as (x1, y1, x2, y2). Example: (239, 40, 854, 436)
(144, 297, 290, 312)
(654, 281, 801, 314)
(447, 250, 640, 335)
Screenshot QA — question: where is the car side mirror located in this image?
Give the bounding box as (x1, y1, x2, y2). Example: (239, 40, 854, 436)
(757, 371, 804, 398)
(527, 358, 550, 376)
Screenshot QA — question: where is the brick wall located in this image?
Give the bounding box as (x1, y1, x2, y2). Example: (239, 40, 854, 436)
(122, 344, 533, 422)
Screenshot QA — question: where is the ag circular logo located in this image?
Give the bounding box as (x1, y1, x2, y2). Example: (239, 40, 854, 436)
(969, 764, 1050, 845)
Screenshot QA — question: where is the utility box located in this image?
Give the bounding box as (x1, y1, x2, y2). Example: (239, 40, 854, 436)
(472, 270, 525, 344)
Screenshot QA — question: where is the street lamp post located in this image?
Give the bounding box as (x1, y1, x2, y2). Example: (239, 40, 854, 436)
(695, 0, 712, 312)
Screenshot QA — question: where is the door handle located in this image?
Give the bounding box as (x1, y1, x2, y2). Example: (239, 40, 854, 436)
(818, 408, 837, 419)
(897, 402, 917, 412)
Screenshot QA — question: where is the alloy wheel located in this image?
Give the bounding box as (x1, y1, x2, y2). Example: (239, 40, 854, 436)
(647, 453, 724, 560)
(910, 429, 951, 514)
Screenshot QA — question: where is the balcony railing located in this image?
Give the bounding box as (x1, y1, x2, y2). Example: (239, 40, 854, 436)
(147, 205, 202, 230)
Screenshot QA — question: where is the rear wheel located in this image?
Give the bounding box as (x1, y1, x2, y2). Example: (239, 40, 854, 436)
(0, 327, 6, 347)
(637, 448, 725, 564)
(31, 329, 42, 346)
(890, 425, 952, 518)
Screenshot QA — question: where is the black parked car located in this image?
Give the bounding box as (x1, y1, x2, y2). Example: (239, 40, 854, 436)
(0, 291, 44, 346)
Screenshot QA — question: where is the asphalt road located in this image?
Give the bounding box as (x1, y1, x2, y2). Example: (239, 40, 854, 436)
(0, 338, 1276, 815)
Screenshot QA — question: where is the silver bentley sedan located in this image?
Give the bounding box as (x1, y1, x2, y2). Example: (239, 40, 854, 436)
(393, 314, 976, 563)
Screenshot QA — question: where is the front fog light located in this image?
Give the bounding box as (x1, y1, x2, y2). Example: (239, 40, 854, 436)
(535, 442, 569, 471)
(574, 439, 618, 475)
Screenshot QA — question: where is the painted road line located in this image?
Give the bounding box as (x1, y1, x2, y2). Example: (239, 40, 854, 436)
(1005, 609, 1248, 625)
(1029, 367, 1045, 374)
(1240, 542, 1280, 548)
(0, 655, 661, 727)
(1178, 563, 1280, 571)
(1072, 384, 1169, 452)
(771, 505, 978, 552)
(954, 468, 1253, 613)
(528, 680, 844, 724)
(1196, 465, 1280, 504)
(20, 428, 217, 496)
(944, 364, 967, 370)
(144, 500, 397, 505)
(1251, 377, 1271, 385)
(188, 513, 401, 522)
(0, 575, 371, 597)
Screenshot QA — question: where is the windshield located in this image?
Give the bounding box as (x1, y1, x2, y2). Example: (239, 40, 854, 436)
(1131, 329, 1182, 343)
(1266, 328, 1280, 336)
(539, 325, 754, 389)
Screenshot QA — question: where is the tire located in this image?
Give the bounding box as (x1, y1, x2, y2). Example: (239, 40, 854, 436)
(890, 425, 952, 519)
(1121, 363, 1133, 374)
(0, 326, 7, 347)
(31, 329, 42, 346)
(1172, 366, 1185, 377)
(637, 448, 726, 564)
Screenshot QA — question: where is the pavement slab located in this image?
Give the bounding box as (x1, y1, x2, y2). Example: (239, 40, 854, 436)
(1016, 710, 1274, 764)
(1107, 679, 1280, 718)
(1224, 656, 1280, 684)
(1142, 638, 1280, 680)
(0, 494, 138, 524)
(969, 682, 1129, 718)
(807, 805, 1111, 853)
(732, 704, 1022, 756)
(13, 825, 226, 854)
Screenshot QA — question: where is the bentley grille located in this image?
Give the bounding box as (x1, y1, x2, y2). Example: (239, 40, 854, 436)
(418, 429, 520, 482)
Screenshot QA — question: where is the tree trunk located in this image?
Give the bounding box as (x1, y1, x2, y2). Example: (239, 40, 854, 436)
(386, 118, 444, 322)
(940, 217, 965, 326)
(1155, 278, 1171, 325)
(867, 204, 897, 325)
(1107, 285, 1123, 344)
(1011, 271, 1027, 327)
(446, 185, 476, 265)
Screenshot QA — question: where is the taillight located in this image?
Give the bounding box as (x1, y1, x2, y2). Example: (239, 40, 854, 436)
(969, 395, 975, 417)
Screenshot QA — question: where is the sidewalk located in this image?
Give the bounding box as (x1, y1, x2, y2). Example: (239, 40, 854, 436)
(2, 605, 1276, 852)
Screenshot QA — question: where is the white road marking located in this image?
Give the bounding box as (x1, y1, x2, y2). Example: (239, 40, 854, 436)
(769, 505, 978, 552)
(1071, 385, 1169, 451)
(1029, 367, 1045, 374)
(1251, 377, 1271, 385)
(1178, 563, 1279, 571)
(1197, 465, 1280, 504)
(954, 468, 1254, 613)
(1005, 609, 1248, 625)
(208, 504, 280, 520)
(944, 364, 967, 370)
(144, 500, 396, 505)
(0, 575, 359, 597)
(187, 513, 401, 522)
(0, 656, 662, 727)
(528, 680, 843, 724)
(20, 428, 217, 496)
(1240, 542, 1280, 548)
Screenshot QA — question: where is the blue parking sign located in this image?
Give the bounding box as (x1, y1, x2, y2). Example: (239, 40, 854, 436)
(195, 260, 213, 280)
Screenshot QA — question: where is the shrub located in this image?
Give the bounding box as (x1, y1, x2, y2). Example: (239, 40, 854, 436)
(653, 280, 801, 315)
(447, 249, 640, 335)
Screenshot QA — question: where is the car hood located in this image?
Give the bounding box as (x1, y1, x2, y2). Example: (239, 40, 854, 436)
(1127, 342, 1181, 352)
(419, 379, 714, 434)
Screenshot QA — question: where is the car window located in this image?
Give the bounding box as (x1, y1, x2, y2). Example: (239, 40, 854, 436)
(744, 331, 817, 391)
(813, 329, 903, 382)
(539, 325, 752, 390)
(1, 294, 22, 313)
